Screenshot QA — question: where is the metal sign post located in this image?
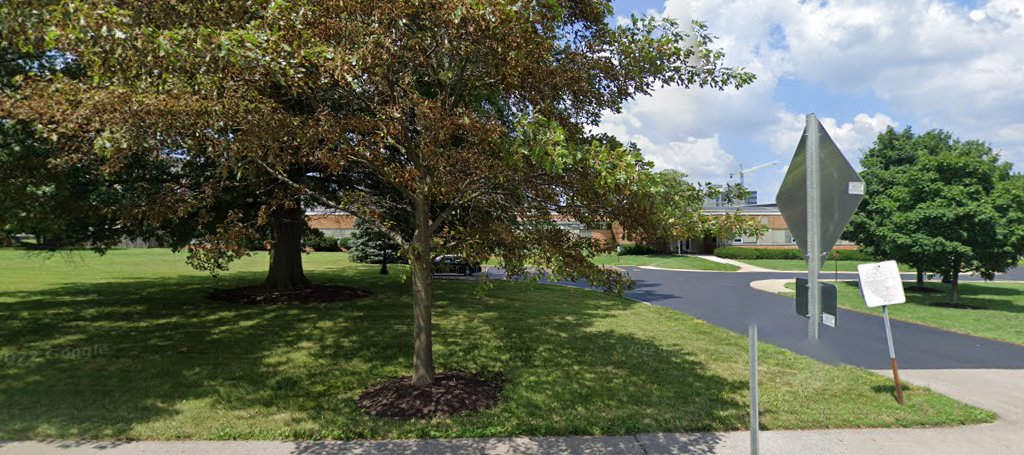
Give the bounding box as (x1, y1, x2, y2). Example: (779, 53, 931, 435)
(806, 114, 822, 340)
(749, 324, 759, 455)
(858, 260, 907, 404)
(777, 113, 865, 340)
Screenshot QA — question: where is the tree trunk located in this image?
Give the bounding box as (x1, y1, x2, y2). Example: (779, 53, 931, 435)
(380, 249, 389, 275)
(916, 268, 925, 288)
(264, 206, 312, 291)
(950, 265, 960, 306)
(410, 198, 435, 387)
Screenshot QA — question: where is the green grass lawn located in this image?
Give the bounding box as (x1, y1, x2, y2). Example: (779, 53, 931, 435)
(738, 259, 912, 272)
(0, 249, 992, 440)
(590, 254, 738, 271)
(784, 280, 1024, 345)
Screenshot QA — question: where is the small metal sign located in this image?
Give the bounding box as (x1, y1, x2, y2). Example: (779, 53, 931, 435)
(795, 278, 838, 327)
(857, 260, 906, 308)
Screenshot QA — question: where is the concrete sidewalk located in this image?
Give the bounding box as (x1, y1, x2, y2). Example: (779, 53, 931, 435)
(4, 369, 1021, 455)
(695, 255, 775, 272)
(749, 278, 792, 294)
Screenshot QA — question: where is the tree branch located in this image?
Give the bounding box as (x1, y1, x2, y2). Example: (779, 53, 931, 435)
(249, 157, 409, 248)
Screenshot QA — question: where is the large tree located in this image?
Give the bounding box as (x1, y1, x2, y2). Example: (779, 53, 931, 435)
(2, 1, 757, 386)
(0, 7, 341, 290)
(847, 127, 1024, 304)
(846, 127, 930, 285)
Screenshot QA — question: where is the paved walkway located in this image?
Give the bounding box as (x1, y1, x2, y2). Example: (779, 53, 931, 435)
(693, 254, 775, 272)
(749, 278, 791, 294)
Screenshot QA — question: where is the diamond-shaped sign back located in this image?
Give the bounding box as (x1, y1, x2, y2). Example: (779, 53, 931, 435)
(776, 117, 864, 267)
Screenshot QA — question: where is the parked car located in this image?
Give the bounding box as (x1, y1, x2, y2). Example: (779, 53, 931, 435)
(432, 255, 482, 276)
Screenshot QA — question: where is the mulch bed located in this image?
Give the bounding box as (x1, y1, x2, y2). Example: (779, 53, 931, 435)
(905, 286, 944, 294)
(207, 284, 372, 305)
(357, 371, 502, 420)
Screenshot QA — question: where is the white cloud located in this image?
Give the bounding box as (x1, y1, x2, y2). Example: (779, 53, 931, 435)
(761, 111, 896, 162)
(822, 113, 898, 158)
(599, 62, 784, 144)
(602, 0, 1024, 196)
(628, 134, 737, 182)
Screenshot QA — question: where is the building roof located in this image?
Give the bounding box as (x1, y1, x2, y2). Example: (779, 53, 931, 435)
(305, 207, 350, 216)
(704, 203, 780, 216)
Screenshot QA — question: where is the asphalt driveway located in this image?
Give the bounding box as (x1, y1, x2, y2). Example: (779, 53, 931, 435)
(556, 267, 1024, 370)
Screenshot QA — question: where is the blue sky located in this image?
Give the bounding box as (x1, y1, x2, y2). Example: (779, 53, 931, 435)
(606, 0, 1024, 203)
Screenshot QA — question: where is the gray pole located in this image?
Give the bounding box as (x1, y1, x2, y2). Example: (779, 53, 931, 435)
(749, 324, 759, 455)
(806, 114, 822, 340)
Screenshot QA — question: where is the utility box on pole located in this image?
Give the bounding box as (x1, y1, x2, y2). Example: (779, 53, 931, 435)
(777, 114, 864, 340)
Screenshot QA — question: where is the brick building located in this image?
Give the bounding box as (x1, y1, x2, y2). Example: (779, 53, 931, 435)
(305, 204, 857, 254)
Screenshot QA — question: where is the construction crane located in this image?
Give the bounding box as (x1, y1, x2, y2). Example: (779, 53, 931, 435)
(729, 161, 779, 187)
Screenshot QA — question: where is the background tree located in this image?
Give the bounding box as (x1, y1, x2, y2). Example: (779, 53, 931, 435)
(348, 218, 403, 275)
(0, 7, 343, 291)
(846, 127, 930, 285)
(2, 1, 758, 388)
(0, 46, 115, 249)
(847, 127, 1024, 304)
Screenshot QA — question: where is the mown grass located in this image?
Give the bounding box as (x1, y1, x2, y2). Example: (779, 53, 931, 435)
(590, 254, 738, 271)
(738, 259, 912, 272)
(784, 280, 1024, 345)
(0, 249, 993, 440)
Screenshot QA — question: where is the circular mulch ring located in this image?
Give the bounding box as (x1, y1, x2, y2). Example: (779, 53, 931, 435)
(207, 284, 371, 305)
(357, 372, 502, 420)
(905, 286, 944, 294)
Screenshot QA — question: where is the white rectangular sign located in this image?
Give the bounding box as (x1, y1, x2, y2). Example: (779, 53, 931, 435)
(857, 260, 906, 308)
(822, 313, 836, 327)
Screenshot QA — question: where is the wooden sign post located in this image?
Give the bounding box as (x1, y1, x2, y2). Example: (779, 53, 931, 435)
(882, 305, 904, 404)
(857, 260, 907, 404)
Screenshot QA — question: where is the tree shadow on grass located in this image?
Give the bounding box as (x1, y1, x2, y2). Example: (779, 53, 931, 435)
(423, 283, 748, 436)
(909, 296, 1024, 314)
(0, 266, 415, 439)
(871, 383, 913, 404)
(0, 268, 745, 444)
(839, 281, 1024, 314)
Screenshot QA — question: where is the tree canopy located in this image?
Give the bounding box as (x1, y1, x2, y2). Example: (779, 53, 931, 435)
(847, 127, 1024, 303)
(0, 46, 111, 248)
(1, 0, 758, 386)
